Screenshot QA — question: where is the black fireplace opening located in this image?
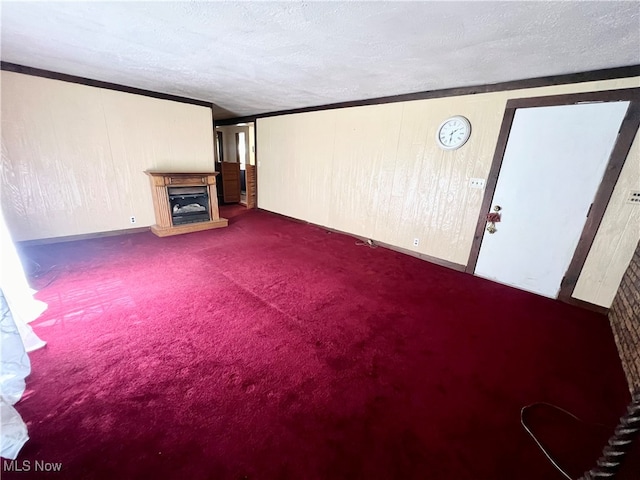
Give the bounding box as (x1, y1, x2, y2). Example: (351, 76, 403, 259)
(168, 186, 210, 226)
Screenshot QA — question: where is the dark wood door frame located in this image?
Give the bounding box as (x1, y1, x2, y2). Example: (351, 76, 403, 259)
(465, 88, 640, 309)
(253, 122, 258, 209)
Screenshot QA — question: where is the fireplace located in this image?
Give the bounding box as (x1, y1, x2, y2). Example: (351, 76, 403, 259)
(145, 171, 228, 237)
(168, 186, 210, 225)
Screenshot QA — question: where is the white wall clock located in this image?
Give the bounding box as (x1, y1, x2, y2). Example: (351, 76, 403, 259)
(436, 115, 471, 150)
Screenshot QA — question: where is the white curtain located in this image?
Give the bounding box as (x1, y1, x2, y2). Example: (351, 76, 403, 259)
(0, 208, 47, 459)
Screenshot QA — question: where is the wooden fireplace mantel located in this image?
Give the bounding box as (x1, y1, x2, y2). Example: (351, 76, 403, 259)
(145, 171, 228, 237)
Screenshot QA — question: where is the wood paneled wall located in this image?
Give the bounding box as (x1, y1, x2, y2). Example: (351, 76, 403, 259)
(1, 71, 215, 241)
(257, 77, 640, 307)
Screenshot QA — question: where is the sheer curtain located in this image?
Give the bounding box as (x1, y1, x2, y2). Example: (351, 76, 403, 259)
(0, 208, 47, 459)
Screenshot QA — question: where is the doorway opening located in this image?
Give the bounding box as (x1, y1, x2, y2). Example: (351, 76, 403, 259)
(215, 122, 257, 210)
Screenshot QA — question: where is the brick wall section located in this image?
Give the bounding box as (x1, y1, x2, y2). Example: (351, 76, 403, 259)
(608, 241, 640, 393)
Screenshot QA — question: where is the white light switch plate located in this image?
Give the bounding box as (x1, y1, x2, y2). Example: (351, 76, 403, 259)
(469, 178, 485, 189)
(627, 190, 640, 205)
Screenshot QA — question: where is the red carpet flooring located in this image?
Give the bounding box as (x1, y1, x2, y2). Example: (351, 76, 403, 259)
(9, 205, 632, 479)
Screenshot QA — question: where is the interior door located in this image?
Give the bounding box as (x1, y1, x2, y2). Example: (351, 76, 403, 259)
(474, 101, 629, 298)
(221, 161, 241, 203)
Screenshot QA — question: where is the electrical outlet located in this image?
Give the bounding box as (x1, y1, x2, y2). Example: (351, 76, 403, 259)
(413, 238, 419, 247)
(469, 178, 485, 189)
(130, 216, 136, 224)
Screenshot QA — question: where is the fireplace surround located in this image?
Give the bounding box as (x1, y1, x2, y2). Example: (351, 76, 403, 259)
(145, 171, 228, 237)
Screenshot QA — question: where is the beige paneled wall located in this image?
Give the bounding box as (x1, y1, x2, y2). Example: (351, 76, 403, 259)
(258, 110, 336, 227)
(257, 76, 640, 306)
(259, 98, 502, 264)
(1, 71, 214, 241)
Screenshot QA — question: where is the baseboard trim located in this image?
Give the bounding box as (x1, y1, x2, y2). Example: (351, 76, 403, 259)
(18, 226, 151, 247)
(372, 241, 467, 272)
(256, 208, 466, 272)
(560, 295, 609, 315)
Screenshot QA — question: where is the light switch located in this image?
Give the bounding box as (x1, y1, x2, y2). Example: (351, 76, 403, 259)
(469, 178, 485, 189)
(627, 190, 640, 205)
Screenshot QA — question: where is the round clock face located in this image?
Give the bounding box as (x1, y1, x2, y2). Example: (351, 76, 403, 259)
(436, 116, 471, 150)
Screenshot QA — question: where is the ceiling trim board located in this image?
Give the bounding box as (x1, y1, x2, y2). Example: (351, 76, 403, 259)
(219, 65, 640, 124)
(2, 62, 638, 123)
(0, 61, 213, 108)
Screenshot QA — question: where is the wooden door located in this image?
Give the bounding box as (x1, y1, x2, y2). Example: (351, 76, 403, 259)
(221, 161, 241, 203)
(474, 101, 629, 298)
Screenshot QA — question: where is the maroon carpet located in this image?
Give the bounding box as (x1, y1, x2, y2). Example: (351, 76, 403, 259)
(7, 205, 632, 479)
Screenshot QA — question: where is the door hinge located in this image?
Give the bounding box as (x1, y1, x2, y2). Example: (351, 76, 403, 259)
(586, 203, 593, 218)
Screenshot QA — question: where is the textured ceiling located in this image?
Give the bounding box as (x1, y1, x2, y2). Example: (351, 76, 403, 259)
(1, 2, 639, 119)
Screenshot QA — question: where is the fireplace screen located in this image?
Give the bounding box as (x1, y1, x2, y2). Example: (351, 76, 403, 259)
(168, 186, 210, 225)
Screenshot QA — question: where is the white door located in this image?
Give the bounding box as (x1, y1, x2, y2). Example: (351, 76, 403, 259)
(474, 101, 629, 298)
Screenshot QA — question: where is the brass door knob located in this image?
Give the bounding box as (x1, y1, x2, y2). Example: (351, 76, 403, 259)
(486, 224, 497, 234)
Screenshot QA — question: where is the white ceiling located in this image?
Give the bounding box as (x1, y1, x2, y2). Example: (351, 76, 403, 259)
(1, 1, 639, 119)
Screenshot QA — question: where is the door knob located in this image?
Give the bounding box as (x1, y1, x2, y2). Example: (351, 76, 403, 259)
(486, 206, 501, 234)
